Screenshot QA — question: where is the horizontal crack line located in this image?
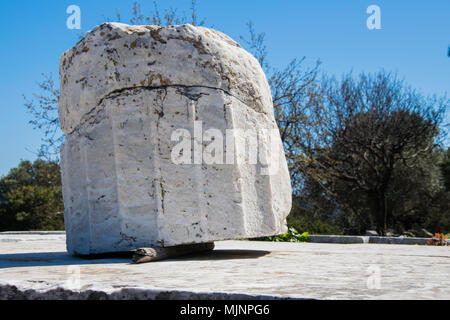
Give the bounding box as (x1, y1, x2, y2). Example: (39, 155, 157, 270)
(97, 84, 246, 107)
(67, 84, 268, 135)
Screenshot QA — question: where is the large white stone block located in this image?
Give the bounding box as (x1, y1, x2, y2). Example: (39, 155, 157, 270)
(59, 22, 292, 255)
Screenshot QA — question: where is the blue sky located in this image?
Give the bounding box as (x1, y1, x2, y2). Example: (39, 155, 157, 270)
(0, 0, 449, 176)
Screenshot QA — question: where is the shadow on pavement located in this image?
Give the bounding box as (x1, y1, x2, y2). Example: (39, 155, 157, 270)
(0, 249, 271, 268)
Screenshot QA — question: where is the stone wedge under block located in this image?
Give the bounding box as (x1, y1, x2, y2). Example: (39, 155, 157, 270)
(59, 23, 292, 255)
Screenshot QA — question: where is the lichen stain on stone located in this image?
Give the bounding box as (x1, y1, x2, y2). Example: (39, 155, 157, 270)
(106, 32, 122, 41)
(167, 34, 209, 55)
(130, 40, 138, 49)
(147, 73, 172, 86)
(149, 29, 167, 44)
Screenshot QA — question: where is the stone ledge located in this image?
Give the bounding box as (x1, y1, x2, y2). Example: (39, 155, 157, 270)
(0, 233, 449, 299)
(308, 235, 370, 244)
(308, 235, 436, 245)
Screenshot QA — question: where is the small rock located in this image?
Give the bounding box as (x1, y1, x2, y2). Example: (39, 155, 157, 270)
(386, 229, 398, 237)
(416, 228, 434, 238)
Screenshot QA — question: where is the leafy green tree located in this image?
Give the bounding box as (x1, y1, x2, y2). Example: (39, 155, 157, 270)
(0, 160, 64, 231)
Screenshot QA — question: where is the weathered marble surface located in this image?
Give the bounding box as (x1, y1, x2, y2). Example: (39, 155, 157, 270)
(59, 23, 274, 134)
(1, 233, 449, 300)
(59, 23, 291, 255)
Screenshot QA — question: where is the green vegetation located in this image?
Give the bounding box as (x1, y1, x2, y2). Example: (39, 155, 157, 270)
(0, 160, 64, 231)
(287, 214, 344, 236)
(253, 228, 310, 243)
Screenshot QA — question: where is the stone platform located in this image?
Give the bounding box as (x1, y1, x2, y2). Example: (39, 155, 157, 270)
(0, 232, 449, 299)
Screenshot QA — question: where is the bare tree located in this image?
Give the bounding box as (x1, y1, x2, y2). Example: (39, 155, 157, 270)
(298, 71, 448, 235)
(123, 0, 205, 26)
